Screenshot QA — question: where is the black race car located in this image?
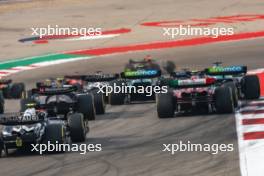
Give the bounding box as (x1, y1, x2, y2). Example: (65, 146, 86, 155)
(125, 57, 161, 71)
(33, 75, 115, 115)
(0, 103, 88, 157)
(22, 85, 96, 120)
(64, 72, 119, 112)
(108, 58, 162, 105)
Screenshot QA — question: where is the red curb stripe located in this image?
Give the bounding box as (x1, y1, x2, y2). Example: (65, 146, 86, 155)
(244, 131, 264, 140)
(141, 14, 264, 27)
(0, 71, 10, 74)
(243, 118, 264, 125)
(101, 28, 131, 35)
(67, 30, 264, 56)
(9, 68, 23, 70)
(257, 73, 264, 96)
(34, 40, 49, 44)
(241, 109, 264, 115)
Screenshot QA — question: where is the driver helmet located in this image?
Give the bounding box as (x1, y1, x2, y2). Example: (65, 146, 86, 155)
(23, 108, 36, 120)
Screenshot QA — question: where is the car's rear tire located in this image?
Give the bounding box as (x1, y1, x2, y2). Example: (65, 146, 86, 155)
(215, 87, 234, 113)
(68, 113, 86, 142)
(77, 94, 96, 121)
(157, 91, 175, 118)
(10, 83, 25, 99)
(0, 91, 4, 114)
(224, 82, 238, 108)
(2, 87, 10, 99)
(42, 123, 66, 153)
(242, 75, 260, 99)
(0, 137, 3, 157)
(108, 80, 125, 105)
(92, 89, 105, 114)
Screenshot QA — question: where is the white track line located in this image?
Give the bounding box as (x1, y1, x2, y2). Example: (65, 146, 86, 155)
(64, 34, 119, 41)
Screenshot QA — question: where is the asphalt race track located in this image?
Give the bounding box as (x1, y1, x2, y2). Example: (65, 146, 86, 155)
(1, 0, 264, 176)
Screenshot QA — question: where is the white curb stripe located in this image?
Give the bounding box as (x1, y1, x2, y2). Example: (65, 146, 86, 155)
(236, 97, 264, 176)
(0, 56, 94, 78)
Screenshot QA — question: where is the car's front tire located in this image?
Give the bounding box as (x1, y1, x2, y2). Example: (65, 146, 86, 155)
(92, 89, 105, 114)
(68, 113, 87, 142)
(77, 94, 96, 121)
(108, 80, 126, 105)
(242, 75, 260, 99)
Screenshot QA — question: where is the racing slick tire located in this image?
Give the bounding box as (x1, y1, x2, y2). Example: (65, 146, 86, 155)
(42, 123, 66, 153)
(10, 83, 25, 99)
(242, 75, 260, 99)
(224, 82, 238, 108)
(92, 89, 105, 114)
(0, 137, 3, 157)
(68, 113, 86, 142)
(0, 91, 4, 114)
(157, 91, 175, 118)
(215, 87, 234, 113)
(2, 87, 11, 99)
(77, 94, 96, 121)
(108, 80, 126, 105)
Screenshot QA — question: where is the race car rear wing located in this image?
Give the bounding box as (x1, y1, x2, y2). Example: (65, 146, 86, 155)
(31, 86, 77, 95)
(0, 79, 12, 85)
(65, 74, 119, 82)
(168, 77, 216, 88)
(121, 69, 161, 79)
(0, 113, 42, 126)
(204, 66, 247, 76)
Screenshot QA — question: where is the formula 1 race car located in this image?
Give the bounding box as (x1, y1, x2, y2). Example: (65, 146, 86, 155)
(0, 103, 89, 157)
(157, 64, 261, 118)
(157, 76, 235, 118)
(0, 79, 25, 99)
(28, 76, 106, 116)
(204, 64, 260, 102)
(64, 72, 119, 112)
(108, 58, 163, 105)
(22, 85, 96, 120)
(125, 57, 161, 71)
(109, 69, 162, 105)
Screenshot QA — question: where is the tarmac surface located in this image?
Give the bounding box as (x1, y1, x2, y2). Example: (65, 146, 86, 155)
(1, 0, 264, 175)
